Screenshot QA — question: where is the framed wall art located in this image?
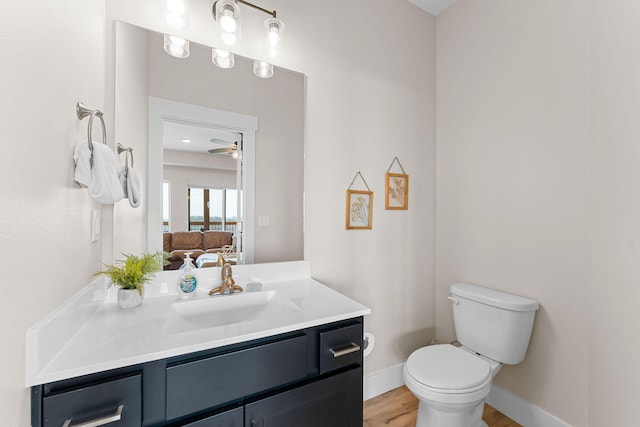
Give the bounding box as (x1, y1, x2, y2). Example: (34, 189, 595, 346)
(346, 171, 373, 230)
(385, 172, 409, 210)
(385, 157, 409, 210)
(346, 189, 373, 229)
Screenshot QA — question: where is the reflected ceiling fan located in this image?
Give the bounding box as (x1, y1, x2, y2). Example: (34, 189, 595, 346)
(208, 134, 242, 159)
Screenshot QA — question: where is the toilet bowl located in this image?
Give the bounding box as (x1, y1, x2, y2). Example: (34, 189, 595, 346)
(403, 283, 538, 427)
(403, 344, 501, 427)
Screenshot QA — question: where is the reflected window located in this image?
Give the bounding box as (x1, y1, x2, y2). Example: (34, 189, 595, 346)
(226, 189, 237, 225)
(189, 187, 237, 232)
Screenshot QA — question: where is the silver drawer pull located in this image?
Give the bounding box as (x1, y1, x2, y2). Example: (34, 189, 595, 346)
(62, 404, 124, 427)
(329, 342, 361, 358)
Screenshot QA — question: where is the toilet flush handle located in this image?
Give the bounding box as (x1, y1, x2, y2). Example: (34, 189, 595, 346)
(447, 296, 460, 305)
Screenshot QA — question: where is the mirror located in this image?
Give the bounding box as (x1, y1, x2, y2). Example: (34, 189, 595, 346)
(113, 21, 305, 265)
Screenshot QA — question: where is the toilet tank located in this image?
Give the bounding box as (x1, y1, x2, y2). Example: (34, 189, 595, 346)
(450, 283, 539, 365)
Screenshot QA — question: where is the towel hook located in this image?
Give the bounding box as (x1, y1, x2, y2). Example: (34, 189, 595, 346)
(76, 102, 107, 160)
(117, 143, 134, 168)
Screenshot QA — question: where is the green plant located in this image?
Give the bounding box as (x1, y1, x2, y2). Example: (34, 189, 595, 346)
(94, 251, 168, 295)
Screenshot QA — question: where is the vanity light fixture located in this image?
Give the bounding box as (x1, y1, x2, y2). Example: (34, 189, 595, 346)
(212, 48, 235, 69)
(253, 60, 273, 79)
(161, 0, 282, 76)
(163, 34, 190, 58)
(164, 0, 190, 30)
(212, 0, 284, 76)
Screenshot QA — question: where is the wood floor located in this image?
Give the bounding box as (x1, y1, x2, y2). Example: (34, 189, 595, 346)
(363, 386, 522, 427)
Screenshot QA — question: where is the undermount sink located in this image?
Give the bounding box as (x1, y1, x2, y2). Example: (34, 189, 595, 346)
(165, 290, 301, 334)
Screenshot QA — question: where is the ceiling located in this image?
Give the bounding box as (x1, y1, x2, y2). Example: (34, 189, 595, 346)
(406, 0, 456, 16)
(163, 121, 238, 154)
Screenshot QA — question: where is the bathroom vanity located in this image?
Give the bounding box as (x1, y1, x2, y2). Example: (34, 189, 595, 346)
(27, 261, 370, 427)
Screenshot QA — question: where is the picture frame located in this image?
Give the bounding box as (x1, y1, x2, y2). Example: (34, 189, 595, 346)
(385, 172, 409, 210)
(346, 189, 373, 230)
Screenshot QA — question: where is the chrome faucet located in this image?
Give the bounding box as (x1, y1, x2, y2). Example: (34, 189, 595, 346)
(209, 254, 243, 295)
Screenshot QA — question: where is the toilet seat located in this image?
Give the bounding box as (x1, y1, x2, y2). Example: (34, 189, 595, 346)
(405, 344, 492, 394)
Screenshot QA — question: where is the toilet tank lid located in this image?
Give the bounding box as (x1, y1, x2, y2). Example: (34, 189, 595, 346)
(450, 283, 539, 311)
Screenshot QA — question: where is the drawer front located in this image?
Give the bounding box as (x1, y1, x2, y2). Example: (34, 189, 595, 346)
(42, 374, 141, 427)
(166, 334, 308, 420)
(319, 323, 363, 374)
(181, 406, 243, 426)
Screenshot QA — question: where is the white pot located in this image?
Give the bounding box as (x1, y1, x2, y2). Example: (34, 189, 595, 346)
(117, 287, 144, 309)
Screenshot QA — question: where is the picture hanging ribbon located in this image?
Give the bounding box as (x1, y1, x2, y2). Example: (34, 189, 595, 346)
(347, 171, 372, 192)
(386, 156, 407, 175)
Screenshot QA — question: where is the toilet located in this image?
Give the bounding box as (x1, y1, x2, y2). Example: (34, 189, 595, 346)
(403, 283, 538, 427)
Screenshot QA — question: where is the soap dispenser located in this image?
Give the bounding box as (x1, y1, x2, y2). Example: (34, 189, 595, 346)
(177, 252, 198, 298)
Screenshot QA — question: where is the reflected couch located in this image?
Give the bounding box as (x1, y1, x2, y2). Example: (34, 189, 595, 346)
(163, 230, 233, 270)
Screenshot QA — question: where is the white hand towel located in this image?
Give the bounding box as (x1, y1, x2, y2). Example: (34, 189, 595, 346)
(73, 141, 123, 204)
(118, 163, 142, 208)
(118, 163, 128, 196)
(73, 141, 92, 187)
(126, 166, 141, 208)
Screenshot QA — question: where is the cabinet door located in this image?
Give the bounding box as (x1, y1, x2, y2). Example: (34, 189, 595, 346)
(181, 406, 243, 427)
(244, 367, 363, 427)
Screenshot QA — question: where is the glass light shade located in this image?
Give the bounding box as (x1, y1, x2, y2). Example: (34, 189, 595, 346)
(215, 0, 241, 46)
(212, 48, 235, 69)
(163, 34, 190, 59)
(164, 0, 190, 30)
(263, 18, 284, 59)
(253, 60, 274, 79)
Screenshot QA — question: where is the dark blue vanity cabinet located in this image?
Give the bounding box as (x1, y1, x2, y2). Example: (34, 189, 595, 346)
(31, 317, 364, 427)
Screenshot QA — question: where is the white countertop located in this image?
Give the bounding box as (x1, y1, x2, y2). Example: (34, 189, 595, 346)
(25, 261, 370, 387)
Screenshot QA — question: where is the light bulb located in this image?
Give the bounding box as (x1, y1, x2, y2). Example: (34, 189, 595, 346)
(169, 35, 187, 47)
(169, 45, 183, 57)
(164, 0, 189, 30)
(220, 10, 237, 33)
(165, 13, 187, 29)
(221, 32, 238, 46)
(212, 48, 235, 69)
(267, 28, 280, 46)
(163, 34, 190, 58)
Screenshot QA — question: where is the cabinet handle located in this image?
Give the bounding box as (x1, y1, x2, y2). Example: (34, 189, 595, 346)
(62, 404, 124, 427)
(329, 342, 361, 358)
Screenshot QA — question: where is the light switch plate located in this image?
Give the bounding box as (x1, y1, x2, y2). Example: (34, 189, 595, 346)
(257, 215, 270, 227)
(91, 209, 101, 242)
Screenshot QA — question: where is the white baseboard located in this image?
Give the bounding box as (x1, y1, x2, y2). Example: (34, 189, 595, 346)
(363, 363, 405, 400)
(363, 363, 572, 427)
(487, 384, 572, 427)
